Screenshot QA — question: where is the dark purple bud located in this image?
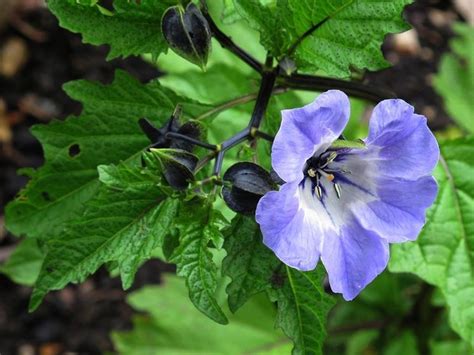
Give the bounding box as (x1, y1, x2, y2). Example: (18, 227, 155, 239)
(162, 3, 211, 70)
(222, 162, 275, 215)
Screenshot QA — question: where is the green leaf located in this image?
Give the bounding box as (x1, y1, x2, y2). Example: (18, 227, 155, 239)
(345, 330, 379, 355)
(0, 238, 44, 286)
(433, 23, 474, 134)
(29, 162, 179, 311)
(112, 275, 290, 354)
(170, 199, 229, 324)
(233, 0, 412, 77)
(384, 330, 419, 355)
(430, 339, 472, 355)
(390, 137, 474, 345)
(222, 215, 280, 313)
(5, 70, 208, 239)
(270, 266, 336, 355)
(47, 0, 175, 60)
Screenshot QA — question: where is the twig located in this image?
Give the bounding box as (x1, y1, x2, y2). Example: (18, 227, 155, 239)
(201, 9, 263, 73)
(278, 73, 396, 102)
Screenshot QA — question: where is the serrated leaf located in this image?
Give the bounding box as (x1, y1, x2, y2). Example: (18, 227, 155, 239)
(0, 238, 44, 286)
(5, 70, 208, 239)
(29, 163, 179, 311)
(234, 0, 412, 77)
(112, 275, 290, 354)
(222, 215, 280, 312)
(170, 199, 229, 324)
(390, 137, 474, 345)
(270, 266, 336, 355)
(47, 0, 175, 60)
(433, 23, 474, 134)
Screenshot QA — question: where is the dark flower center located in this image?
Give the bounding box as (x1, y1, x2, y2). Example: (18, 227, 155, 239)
(303, 150, 349, 200)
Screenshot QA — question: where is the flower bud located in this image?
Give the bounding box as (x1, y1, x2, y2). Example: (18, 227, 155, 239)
(222, 162, 275, 215)
(162, 3, 212, 70)
(139, 106, 201, 152)
(145, 148, 198, 190)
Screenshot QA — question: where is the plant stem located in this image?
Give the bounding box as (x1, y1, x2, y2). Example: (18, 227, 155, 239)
(278, 73, 396, 102)
(201, 9, 262, 73)
(213, 128, 250, 175)
(249, 68, 277, 128)
(165, 132, 217, 150)
(195, 87, 287, 121)
(252, 129, 274, 142)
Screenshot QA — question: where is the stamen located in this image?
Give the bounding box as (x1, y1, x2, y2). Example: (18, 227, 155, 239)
(307, 168, 317, 177)
(319, 152, 337, 169)
(334, 183, 342, 199)
(315, 185, 322, 200)
(318, 169, 334, 182)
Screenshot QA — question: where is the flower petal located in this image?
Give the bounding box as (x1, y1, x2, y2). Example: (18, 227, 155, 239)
(353, 176, 438, 242)
(256, 181, 330, 271)
(321, 218, 389, 301)
(365, 99, 439, 180)
(330, 152, 438, 243)
(272, 90, 350, 183)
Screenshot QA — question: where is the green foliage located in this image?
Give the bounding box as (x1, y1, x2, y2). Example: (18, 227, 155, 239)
(29, 162, 179, 311)
(430, 339, 472, 355)
(222, 215, 280, 312)
(222, 217, 336, 354)
(47, 0, 176, 60)
(0, 238, 44, 286)
(390, 137, 474, 345)
(233, 0, 412, 77)
(4, 1, 468, 353)
(112, 274, 291, 354)
(170, 199, 229, 324)
(433, 23, 474, 134)
(5, 70, 208, 239)
(270, 266, 336, 355)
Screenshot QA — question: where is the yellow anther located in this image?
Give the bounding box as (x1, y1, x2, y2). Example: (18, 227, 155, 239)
(307, 168, 317, 178)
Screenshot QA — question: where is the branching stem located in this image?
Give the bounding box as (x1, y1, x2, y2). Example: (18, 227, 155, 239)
(165, 132, 217, 150)
(174, 5, 398, 182)
(195, 86, 288, 121)
(201, 8, 262, 73)
(278, 73, 396, 102)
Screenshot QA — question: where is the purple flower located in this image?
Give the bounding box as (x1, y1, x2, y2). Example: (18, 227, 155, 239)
(256, 90, 439, 300)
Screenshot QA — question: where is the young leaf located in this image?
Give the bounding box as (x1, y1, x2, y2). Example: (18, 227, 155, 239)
(222, 215, 280, 312)
(47, 0, 174, 60)
(390, 137, 474, 345)
(270, 266, 336, 355)
(233, 0, 412, 77)
(433, 23, 474, 134)
(5, 70, 208, 239)
(170, 199, 229, 324)
(29, 163, 179, 311)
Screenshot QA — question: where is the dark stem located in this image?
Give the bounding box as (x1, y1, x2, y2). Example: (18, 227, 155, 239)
(278, 73, 396, 102)
(249, 68, 277, 128)
(166, 132, 217, 151)
(213, 128, 250, 175)
(201, 9, 263, 73)
(251, 128, 274, 142)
